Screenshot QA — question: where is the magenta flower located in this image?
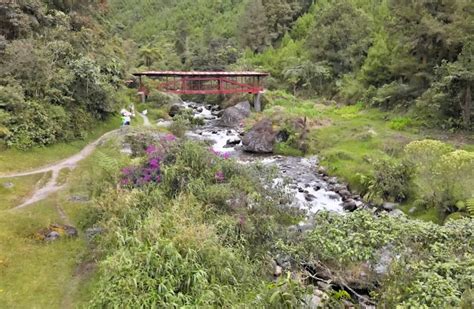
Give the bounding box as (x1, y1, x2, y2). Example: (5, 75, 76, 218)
(221, 152, 231, 160)
(149, 158, 159, 168)
(122, 167, 132, 175)
(215, 171, 225, 182)
(164, 133, 177, 142)
(146, 145, 157, 154)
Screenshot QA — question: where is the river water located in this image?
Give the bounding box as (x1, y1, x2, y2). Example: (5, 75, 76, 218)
(176, 102, 362, 215)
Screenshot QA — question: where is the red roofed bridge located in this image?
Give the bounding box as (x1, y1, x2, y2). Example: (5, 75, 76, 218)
(133, 71, 269, 96)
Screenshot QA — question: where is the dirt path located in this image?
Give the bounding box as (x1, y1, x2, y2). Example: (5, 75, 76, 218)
(138, 112, 151, 127)
(1, 130, 119, 209)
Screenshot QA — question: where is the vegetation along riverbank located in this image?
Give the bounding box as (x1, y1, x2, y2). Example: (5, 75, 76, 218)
(0, 0, 473, 307)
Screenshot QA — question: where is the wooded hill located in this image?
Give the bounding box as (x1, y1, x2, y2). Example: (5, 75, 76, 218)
(110, 0, 473, 130)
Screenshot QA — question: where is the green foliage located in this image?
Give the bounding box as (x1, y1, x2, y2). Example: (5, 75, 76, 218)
(258, 272, 311, 308)
(388, 116, 413, 131)
(0, 1, 125, 149)
(169, 114, 190, 138)
(274, 142, 304, 157)
(405, 140, 474, 214)
(279, 210, 474, 307)
(359, 159, 413, 204)
(85, 139, 307, 307)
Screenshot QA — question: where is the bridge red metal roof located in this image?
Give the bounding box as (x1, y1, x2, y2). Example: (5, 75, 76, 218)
(133, 71, 269, 77)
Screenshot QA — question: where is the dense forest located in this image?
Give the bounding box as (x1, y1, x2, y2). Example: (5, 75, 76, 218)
(1, 0, 472, 150)
(109, 0, 473, 130)
(0, 0, 473, 308)
(0, 0, 125, 149)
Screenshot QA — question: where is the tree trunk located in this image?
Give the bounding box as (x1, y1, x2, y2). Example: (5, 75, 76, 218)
(462, 83, 472, 130)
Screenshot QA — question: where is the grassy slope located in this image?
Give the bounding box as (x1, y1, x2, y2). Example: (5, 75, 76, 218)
(0, 115, 121, 174)
(0, 139, 126, 308)
(312, 104, 473, 223)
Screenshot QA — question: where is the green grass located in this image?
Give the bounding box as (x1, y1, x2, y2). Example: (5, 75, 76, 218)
(311, 106, 413, 192)
(0, 199, 86, 309)
(274, 142, 304, 156)
(0, 138, 127, 308)
(0, 115, 120, 174)
(309, 103, 474, 223)
(0, 173, 50, 210)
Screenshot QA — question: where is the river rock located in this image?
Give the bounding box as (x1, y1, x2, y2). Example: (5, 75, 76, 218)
(220, 101, 251, 127)
(168, 104, 182, 117)
(382, 202, 399, 211)
(317, 166, 327, 176)
(343, 199, 357, 211)
(225, 137, 241, 146)
(242, 119, 276, 153)
(339, 189, 351, 200)
(328, 193, 339, 200)
(388, 209, 405, 217)
(274, 265, 283, 277)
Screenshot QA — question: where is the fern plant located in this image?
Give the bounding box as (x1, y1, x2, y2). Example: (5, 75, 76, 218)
(465, 198, 474, 217)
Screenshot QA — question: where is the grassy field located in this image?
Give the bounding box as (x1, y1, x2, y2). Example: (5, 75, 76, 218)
(0, 173, 50, 210)
(0, 138, 127, 308)
(0, 115, 121, 174)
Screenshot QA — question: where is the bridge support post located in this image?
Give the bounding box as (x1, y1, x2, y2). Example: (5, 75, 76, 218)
(254, 91, 262, 112)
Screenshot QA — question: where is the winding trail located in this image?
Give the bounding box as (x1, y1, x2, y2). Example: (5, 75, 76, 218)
(138, 112, 151, 127)
(1, 130, 119, 209)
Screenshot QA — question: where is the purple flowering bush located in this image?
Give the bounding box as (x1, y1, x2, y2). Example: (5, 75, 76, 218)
(120, 134, 177, 188)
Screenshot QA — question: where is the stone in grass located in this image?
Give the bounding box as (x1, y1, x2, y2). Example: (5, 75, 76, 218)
(85, 227, 104, 240)
(36, 223, 78, 242)
(2, 182, 14, 189)
(45, 231, 60, 242)
(1, 182, 14, 189)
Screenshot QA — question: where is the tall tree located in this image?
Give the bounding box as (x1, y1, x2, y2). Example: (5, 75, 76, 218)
(238, 0, 270, 53)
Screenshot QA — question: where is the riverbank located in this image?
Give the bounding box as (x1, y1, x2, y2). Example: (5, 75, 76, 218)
(244, 91, 474, 224)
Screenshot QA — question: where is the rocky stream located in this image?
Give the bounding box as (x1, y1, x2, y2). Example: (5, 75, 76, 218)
(169, 101, 366, 217)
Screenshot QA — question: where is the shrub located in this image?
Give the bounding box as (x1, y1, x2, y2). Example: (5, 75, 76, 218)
(278, 211, 474, 308)
(360, 159, 413, 204)
(169, 114, 190, 137)
(389, 116, 413, 131)
(405, 140, 474, 213)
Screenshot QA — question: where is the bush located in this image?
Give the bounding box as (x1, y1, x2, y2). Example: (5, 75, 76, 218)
(360, 159, 413, 204)
(404, 140, 474, 213)
(169, 114, 190, 137)
(389, 116, 413, 131)
(147, 89, 173, 107)
(279, 211, 474, 308)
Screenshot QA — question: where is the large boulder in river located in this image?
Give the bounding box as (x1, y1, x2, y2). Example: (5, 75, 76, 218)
(168, 104, 182, 117)
(242, 119, 276, 153)
(220, 101, 251, 127)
